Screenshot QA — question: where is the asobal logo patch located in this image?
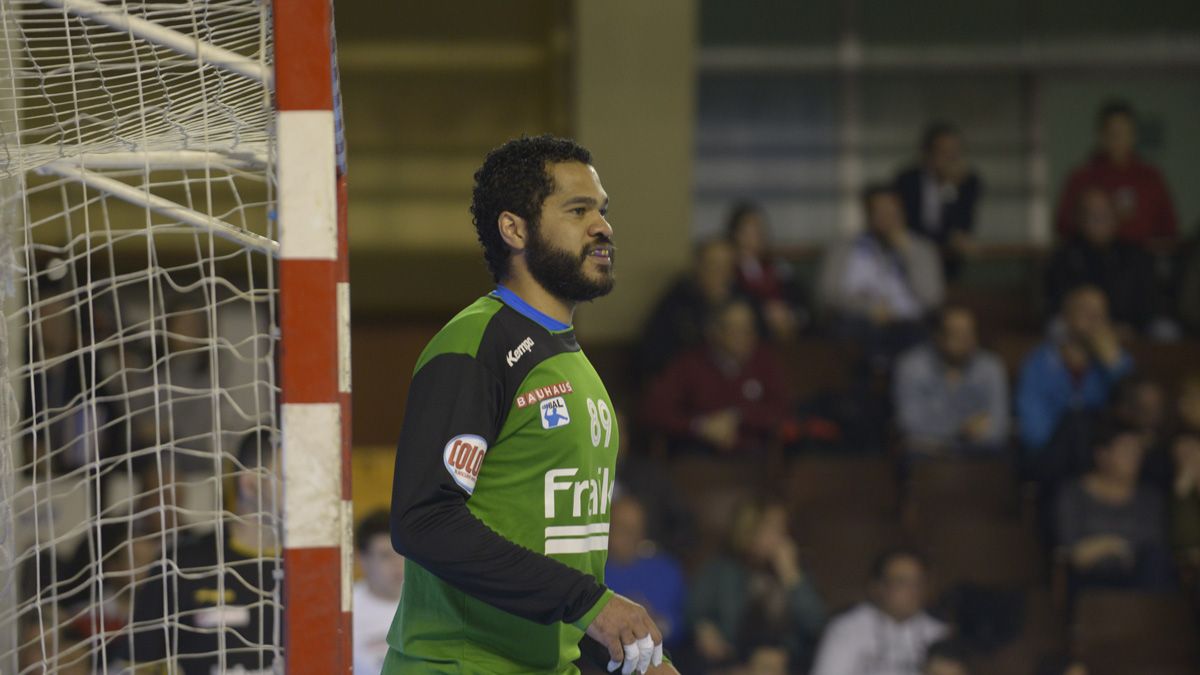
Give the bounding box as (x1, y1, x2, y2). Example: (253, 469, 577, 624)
(540, 397, 570, 429)
(443, 434, 487, 494)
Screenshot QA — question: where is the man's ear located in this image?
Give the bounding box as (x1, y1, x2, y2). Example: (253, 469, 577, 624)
(497, 211, 528, 252)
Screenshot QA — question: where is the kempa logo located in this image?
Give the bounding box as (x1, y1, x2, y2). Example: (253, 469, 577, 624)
(506, 337, 535, 367)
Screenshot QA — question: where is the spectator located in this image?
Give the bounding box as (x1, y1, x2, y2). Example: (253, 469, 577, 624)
(725, 201, 806, 340)
(353, 510, 405, 675)
(689, 499, 824, 672)
(1054, 100, 1177, 249)
(612, 410, 695, 558)
(1176, 228, 1200, 334)
(23, 284, 122, 482)
(1016, 286, 1132, 455)
(1110, 375, 1171, 488)
(894, 122, 983, 279)
(126, 430, 281, 673)
(921, 639, 972, 675)
(817, 184, 944, 366)
(811, 547, 948, 675)
(642, 299, 792, 455)
(1045, 187, 1158, 334)
(1054, 420, 1173, 591)
(636, 238, 740, 379)
(893, 306, 1009, 455)
(603, 496, 686, 648)
(1170, 375, 1200, 566)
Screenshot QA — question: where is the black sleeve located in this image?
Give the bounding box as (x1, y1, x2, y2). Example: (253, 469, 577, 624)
(390, 352, 607, 625)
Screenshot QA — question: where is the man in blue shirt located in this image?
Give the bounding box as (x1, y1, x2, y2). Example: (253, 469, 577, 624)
(1016, 285, 1133, 455)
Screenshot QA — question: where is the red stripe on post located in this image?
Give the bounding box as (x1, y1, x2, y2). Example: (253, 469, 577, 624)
(341, 611, 353, 675)
(274, 0, 333, 111)
(280, 259, 338, 403)
(284, 547, 343, 674)
(337, 175, 350, 283)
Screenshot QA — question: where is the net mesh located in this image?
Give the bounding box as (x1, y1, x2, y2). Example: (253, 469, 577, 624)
(0, 1, 282, 672)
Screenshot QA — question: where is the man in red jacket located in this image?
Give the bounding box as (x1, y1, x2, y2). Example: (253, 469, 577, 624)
(641, 298, 792, 455)
(1055, 100, 1177, 249)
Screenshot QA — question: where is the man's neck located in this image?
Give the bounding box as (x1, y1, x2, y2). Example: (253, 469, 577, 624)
(501, 273, 574, 326)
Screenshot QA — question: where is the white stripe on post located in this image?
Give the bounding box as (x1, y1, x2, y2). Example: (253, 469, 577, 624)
(337, 281, 351, 393)
(341, 498, 354, 613)
(278, 110, 337, 260)
(282, 402, 342, 547)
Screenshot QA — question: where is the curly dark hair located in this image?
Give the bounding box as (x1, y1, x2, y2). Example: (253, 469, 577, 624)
(470, 135, 593, 282)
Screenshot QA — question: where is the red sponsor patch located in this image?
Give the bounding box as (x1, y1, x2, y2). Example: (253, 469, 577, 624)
(443, 434, 488, 494)
(516, 380, 574, 409)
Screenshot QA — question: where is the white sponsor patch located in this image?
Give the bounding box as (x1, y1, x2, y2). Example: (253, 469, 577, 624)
(443, 434, 488, 494)
(540, 397, 571, 429)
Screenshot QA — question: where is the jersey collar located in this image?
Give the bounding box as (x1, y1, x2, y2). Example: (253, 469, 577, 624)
(492, 285, 572, 333)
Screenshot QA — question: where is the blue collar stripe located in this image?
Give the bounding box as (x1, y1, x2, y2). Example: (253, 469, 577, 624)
(492, 286, 571, 332)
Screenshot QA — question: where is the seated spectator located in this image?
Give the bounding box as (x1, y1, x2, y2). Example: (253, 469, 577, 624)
(811, 547, 948, 675)
(1110, 375, 1171, 488)
(642, 299, 792, 455)
(1046, 187, 1159, 335)
(1054, 420, 1172, 591)
(1016, 285, 1132, 456)
(1170, 375, 1200, 569)
(1055, 100, 1177, 250)
(894, 122, 983, 280)
(1176, 228, 1200, 334)
(636, 238, 740, 380)
(726, 201, 807, 340)
(126, 431, 281, 673)
(689, 499, 824, 672)
(612, 410, 695, 558)
(922, 639, 972, 675)
(894, 306, 1009, 455)
(817, 184, 944, 367)
(353, 510, 405, 675)
(604, 496, 686, 648)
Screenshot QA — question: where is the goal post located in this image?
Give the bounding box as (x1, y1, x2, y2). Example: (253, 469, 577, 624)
(275, 0, 354, 673)
(0, 0, 352, 671)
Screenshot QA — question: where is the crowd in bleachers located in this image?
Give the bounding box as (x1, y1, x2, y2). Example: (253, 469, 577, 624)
(584, 101, 1200, 674)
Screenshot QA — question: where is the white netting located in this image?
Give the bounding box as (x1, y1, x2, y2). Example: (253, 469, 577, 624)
(0, 1, 283, 673)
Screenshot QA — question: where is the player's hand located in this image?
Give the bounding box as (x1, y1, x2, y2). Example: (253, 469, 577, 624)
(586, 593, 664, 674)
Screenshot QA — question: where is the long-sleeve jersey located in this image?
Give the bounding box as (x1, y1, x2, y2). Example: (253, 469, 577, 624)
(384, 287, 618, 674)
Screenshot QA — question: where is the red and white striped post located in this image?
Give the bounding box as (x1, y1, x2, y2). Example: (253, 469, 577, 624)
(274, 0, 352, 672)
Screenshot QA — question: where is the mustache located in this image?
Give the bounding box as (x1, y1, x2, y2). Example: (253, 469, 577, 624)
(582, 238, 616, 258)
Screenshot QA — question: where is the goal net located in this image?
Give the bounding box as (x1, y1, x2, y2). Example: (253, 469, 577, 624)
(0, 1, 349, 673)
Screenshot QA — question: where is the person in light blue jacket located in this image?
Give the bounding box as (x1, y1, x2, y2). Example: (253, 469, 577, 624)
(1016, 285, 1133, 455)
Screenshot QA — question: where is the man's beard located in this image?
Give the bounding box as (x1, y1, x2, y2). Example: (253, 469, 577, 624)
(525, 224, 615, 304)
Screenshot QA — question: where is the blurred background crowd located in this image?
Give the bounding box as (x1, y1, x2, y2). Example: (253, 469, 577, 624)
(10, 1, 1200, 674)
(346, 2, 1200, 674)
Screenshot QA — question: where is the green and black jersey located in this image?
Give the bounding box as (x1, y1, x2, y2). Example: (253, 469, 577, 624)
(384, 287, 619, 674)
